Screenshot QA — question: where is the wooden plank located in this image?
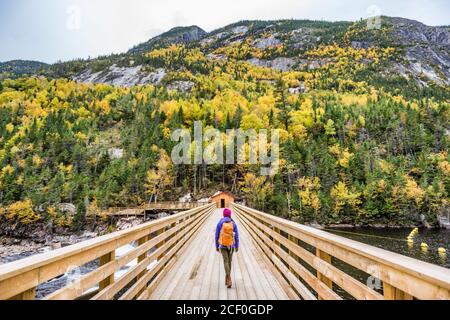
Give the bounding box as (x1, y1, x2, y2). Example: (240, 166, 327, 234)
(92, 207, 212, 300)
(237, 207, 383, 300)
(197, 231, 217, 300)
(187, 220, 214, 300)
(233, 204, 450, 300)
(45, 218, 198, 300)
(173, 216, 211, 300)
(118, 207, 212, 300)
(0, 204, 213, 281)
(99, 251, 115, 290)
(384, 283, 413, 300)
(159, 209, 212, 299)
(234, 212, 296, 300)
(0, 204, 214, 300)
(44, 260, 116, 300)
(236, 209, 315, 300)
(209, 246, 221, 300)
(240, 238, 267, 300)
(247, 233, 282, 300)
(10, 287, 36, 300)
(149, 209, 290, 300)
(316, 249, 333, 300)
(237, 207, 342, 299)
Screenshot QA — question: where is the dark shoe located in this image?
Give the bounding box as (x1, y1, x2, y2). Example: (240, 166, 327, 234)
(226, 276, 232, 288)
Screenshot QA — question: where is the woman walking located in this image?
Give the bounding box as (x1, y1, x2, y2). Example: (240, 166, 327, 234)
(215, 208, 239, 288)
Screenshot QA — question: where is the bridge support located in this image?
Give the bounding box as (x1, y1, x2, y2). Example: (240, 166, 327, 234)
(316, 249, 333, 300)
(383, 283, 413, 300)
(99, 251, 116, 290)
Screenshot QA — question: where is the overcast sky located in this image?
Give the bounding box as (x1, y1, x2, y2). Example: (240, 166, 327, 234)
(0, 0, 448, 63)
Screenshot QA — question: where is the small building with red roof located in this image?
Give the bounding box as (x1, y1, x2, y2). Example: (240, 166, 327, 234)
(210, 191, 235, 208)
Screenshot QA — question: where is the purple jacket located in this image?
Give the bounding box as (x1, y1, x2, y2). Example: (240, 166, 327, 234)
(215, 217, 239, 249)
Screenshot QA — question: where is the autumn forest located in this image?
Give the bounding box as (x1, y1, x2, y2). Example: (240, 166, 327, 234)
(0, 18, 449, 230)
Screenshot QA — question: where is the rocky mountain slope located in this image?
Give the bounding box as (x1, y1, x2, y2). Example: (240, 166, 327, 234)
(2, 17, 449, 96)
(128, 25, 207, 54)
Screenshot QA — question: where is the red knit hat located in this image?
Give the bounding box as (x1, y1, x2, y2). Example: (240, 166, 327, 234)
(223, 208, 232, 218)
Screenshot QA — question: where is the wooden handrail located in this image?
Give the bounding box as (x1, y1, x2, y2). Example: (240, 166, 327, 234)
(0, 203, 215, 300)
(232, 203, 450, 300)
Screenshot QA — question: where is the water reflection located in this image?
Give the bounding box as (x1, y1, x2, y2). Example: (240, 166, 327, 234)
(327, 227, 450, 269)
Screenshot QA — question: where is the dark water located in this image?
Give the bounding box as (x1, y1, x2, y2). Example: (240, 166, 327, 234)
(326, 227, 450, 269)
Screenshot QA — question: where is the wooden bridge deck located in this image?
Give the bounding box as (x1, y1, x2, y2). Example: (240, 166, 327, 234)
(150, 209, 290, 300)
(1, 203, 449, 300)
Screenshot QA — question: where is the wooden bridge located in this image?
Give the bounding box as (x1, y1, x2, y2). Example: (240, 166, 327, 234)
(0, 203, 449, 300)
(105, 202, 206, 216)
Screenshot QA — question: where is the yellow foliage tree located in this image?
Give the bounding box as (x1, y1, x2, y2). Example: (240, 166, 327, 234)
(297, 177, 322, 216)
(330, 181, 361, 216)
(144, 150, 174, 203)
(240, 173, 272, 210)
(2, 199, 40, 225)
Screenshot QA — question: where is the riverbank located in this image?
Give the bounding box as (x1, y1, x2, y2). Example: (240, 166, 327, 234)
(0, 214, 172, 265)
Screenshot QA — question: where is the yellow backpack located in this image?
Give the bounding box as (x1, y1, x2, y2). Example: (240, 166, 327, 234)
(219, 222, 234, 247)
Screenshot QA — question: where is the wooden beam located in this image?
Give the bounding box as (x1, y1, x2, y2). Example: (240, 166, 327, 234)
(99, 251, 116, 290)
(316, 249, 333, 300)
(384, 283, 413, 300)
(10, 287, 36, 300)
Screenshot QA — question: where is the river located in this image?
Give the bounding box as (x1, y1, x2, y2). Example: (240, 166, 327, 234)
(326, 227, 450, 268)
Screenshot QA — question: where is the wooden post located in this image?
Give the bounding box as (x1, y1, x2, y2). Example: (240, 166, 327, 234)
(136, 235, 150, 295)
(383, 283, 413, 300)
(137, 235, 150, 279)
(99, 251, 115, 290)
(288, 234, 299, 284)
(316, 248, 333, 300)
(10, 287, 36, 300)
(155, 228, 166, 261)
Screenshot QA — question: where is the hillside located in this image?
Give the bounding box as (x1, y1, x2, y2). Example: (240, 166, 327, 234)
(38, 17, 450, 100)
(0, 60, 48, 78)
(0, 16, 449, 232)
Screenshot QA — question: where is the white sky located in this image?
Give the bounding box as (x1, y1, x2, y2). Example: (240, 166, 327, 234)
(0, 0, 449, 63)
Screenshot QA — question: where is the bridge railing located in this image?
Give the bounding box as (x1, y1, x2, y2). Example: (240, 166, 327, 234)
(232, 203, 450, 300)
(0, 203, 215, 300)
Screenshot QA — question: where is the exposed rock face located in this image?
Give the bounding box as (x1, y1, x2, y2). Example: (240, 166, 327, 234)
(167, 80, 195, 92)
(73, 65, 166, 87)
(129, 26, 207, 54)
(115, 217, 144, 231)
(200, 32, 228, 46)
(108, 148, 124, 159)
(289, 82, 307, 94)
(387, 17, 450, 85)
(389, 17, 450, 46)
(247, 57, 296, 72)
(289, 28, 322, 49)
(232, 26, 249, 35)
(179, 193, 192, 202)
(57, 203, 76, 215)
(253, 35, 281, 49)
